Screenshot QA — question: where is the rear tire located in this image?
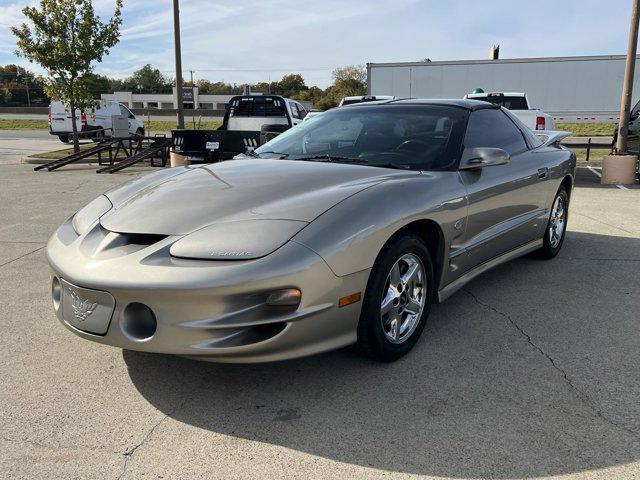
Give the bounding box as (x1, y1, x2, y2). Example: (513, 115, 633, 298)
(58, 135, 70, 144)
(535, 186, 569, 259)
(356, 235, 433, 362)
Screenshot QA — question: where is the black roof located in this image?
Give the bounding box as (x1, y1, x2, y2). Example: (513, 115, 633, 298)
(344, 98, 499, 111)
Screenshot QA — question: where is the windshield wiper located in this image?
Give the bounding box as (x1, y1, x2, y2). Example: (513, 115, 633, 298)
(367, 162, 412, 170)
(293, 154, 367, 164)
(256, 151, 290, 159)
(293, 155, 412, 170)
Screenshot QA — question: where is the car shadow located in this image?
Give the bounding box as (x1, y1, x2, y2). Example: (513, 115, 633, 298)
(122, 230, 640, 478)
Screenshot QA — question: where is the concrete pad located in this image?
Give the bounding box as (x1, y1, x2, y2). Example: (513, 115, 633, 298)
(0, 162, 639, 479)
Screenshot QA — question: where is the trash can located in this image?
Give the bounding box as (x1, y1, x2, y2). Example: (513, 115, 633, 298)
(170, 149, 189, 167)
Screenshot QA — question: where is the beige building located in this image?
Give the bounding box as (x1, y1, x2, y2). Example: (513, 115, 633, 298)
(101, 87, 234, 110)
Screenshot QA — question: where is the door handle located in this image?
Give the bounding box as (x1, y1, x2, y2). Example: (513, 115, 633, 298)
(537, 167, 549, 179)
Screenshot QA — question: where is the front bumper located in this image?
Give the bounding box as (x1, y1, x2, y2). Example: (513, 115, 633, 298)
(47, 218, 370, 363)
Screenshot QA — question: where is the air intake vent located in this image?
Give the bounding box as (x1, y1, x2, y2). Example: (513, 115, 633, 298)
(82, 226, 169, 259)
(120, 232, 168, 247)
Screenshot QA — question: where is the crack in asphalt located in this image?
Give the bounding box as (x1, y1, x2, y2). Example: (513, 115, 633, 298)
(463, 288, 640, 441)
(0, 246, 45, 268)
(115, 377, 208, 480)
(116, 412, 173, 480)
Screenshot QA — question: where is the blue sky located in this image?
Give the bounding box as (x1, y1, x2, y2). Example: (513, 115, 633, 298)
(0, 0, 634, 87)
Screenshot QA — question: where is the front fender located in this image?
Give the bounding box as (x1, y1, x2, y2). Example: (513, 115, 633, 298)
(293, 172, 468, 278)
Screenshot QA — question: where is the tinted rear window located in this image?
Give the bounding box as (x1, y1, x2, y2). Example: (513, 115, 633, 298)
(229, 97, 287, 117)
(342, 97, 381, 106)
(478, 95, 529, 110)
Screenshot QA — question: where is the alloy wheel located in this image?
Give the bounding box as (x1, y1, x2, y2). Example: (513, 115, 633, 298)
(380, 253, 426, 344)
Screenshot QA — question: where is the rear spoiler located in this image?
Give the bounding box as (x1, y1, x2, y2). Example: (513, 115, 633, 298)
(534, 130, 571, 147)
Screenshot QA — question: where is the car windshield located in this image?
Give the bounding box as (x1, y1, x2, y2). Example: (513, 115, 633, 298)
(254, 105, 468, 171)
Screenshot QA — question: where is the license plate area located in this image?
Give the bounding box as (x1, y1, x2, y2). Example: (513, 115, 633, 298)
(60, 279, 115, 335)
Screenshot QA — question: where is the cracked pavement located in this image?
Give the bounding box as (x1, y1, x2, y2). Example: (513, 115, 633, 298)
(1, 162, 639, 479)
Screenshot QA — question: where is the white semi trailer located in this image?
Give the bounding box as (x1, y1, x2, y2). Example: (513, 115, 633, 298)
(367, 55, 640, 123)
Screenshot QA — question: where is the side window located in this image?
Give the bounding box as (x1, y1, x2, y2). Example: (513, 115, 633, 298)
(464, 109, 528, 155)
(119, 104, 133, 118)
(297, 103, 308, 119)
(504, 108, 543, 149)
(289, 102, 300, 119)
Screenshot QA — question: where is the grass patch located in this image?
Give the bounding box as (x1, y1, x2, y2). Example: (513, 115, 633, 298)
(0, 118, 221, 132)
(0, 117, 615, 138)
(29, 144, 96, 160)
(555, 122, 614, 137)
(0, 119, 49, 130)
(568, 147, 610, 166)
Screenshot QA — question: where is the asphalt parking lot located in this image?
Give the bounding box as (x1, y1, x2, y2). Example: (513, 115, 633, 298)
(1, 154, 639, 479)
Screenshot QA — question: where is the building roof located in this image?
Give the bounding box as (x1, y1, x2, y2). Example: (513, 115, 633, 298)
(367, 54, 636, 69)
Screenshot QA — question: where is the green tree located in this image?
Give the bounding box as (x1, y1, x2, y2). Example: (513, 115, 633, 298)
(332, 64, 367, 97)
(294, 85, 323, 104)
(274, 73, 307, 97)
(84, 72, 115, 96)
(125, 64, 170, 92)
(0, 87, 11, 106)
(313, 65, 368, 111)
(12, 0, 123, 152)
(197, 80, 244, 95)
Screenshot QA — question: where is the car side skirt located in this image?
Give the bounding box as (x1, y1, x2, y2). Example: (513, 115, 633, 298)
(437, 239, 543, 303)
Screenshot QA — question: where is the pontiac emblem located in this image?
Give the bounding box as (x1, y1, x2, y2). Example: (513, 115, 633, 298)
(69, 289, 97, 322)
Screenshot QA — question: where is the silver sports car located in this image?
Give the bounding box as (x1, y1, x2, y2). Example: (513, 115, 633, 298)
(47, 99, 576, 363)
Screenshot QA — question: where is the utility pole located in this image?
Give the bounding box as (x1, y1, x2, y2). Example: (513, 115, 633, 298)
(616, 0, 640, 154)
(24, 76, 31, 107)
(602, 0, 640, 184)
(173, 0, 184, 129)
(190, 69, 196, 129)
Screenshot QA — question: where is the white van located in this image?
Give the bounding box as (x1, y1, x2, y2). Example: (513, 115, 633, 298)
(49, 100, 145, 143)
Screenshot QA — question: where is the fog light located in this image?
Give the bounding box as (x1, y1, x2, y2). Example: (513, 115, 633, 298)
(51, 277, 61, 311)
(266, 288, 301, 307)
(121, 303, 157, 341)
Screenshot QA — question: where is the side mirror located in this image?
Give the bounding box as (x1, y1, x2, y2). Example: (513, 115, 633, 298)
(459, 147, 510, 170)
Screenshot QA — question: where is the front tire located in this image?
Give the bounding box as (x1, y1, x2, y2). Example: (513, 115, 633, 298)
(356, 235, 433, 362)
(536, 186, 569, 259)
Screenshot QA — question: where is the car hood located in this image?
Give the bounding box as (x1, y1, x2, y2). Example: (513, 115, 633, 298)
(100, 158, 416, 235)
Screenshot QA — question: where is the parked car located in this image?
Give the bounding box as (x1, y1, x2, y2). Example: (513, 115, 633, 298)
(339, 95, 396, 107)
(612, 98, 640, 154)
(464, 92, 555, 131)
(223, 95, 307, 133)
(49, 100, 145, 143)
(47, 99, 575, 363)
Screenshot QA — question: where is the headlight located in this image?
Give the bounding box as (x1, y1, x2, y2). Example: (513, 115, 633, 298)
(72, 195, 113, 235)
(169, 219, 307, 260)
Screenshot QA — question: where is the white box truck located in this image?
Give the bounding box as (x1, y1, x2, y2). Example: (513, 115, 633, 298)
(48, 100, 145, 143)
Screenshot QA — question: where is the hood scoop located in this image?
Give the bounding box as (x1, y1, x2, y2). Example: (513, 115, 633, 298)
(79, 224, 169, 259)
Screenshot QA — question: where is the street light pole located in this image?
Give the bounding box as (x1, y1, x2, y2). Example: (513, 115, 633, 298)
(173, 0, 184, 129)
(616, 0, 640, 154)
(190, 69, 196, 129)
(602, 0, 640, 184)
